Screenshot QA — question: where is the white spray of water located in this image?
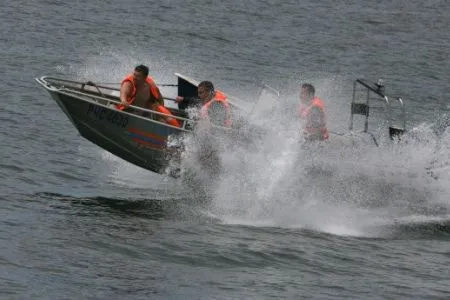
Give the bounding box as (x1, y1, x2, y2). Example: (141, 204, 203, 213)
(177, 80, 450, 237)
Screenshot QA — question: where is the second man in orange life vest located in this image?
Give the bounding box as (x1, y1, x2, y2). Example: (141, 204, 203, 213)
(175, 81, 232, 127)
(297, 83, 329, 141)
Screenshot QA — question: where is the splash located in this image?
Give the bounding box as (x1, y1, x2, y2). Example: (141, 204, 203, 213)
(176, 85, 450, 238)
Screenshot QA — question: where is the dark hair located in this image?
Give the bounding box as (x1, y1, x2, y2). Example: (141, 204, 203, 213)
(135, 65, 149, 77)
(301, 83, 315, 97)
(198, 81, 214, 92)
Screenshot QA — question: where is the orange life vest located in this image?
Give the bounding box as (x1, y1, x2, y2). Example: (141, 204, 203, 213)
(298, 96, 329, 140)
(153, 104, 181, 128)
(200, 90, 232, 127)
(116, 74, 162, 110)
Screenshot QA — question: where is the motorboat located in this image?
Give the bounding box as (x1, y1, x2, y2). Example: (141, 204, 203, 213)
(35, 73, 407, 178)
(35, 73, 248, 176)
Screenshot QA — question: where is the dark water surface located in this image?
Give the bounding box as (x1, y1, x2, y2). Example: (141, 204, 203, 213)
(1, 0, 450, 299)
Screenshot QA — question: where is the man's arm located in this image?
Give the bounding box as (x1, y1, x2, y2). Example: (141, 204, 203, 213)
(120, 81, 133, 107)
(150, 85, 164, 106)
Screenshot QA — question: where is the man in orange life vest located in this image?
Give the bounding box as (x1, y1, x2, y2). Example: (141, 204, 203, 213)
(117, 65, 181, 127)
(175, 81, 232, 127)
(297, 83, 329, 141)
(117, 64, 164, 111)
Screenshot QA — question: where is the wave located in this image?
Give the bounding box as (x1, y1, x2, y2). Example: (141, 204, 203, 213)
(32, 191, 216, 222)
(382, 215, 450, 239)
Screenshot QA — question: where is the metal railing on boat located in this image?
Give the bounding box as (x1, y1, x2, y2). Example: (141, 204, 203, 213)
(35, 76, 202, 131)
(350, 79, 406, 143)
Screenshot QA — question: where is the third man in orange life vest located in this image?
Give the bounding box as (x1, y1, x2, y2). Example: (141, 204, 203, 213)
(118, 65, 180, 127)
(176, 81, 232, 127)
(297, 83, 329, 141)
